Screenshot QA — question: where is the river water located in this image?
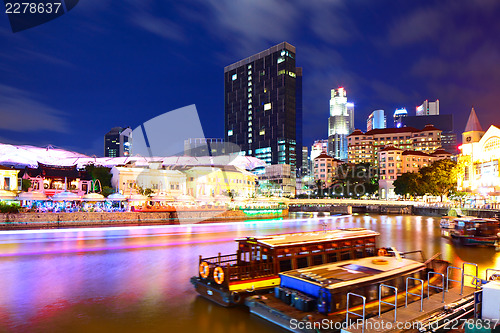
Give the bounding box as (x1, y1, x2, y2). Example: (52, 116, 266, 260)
(0, 214, 498, 333)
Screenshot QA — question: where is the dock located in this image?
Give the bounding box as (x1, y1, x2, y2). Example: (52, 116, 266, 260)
(342, 286, 476, 333)
(247, 285, 477, 333)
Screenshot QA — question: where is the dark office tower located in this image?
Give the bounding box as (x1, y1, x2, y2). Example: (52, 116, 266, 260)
(295, 67, 303, 174)
(104, 127, 132, 157)
(224, 42, 300, 170)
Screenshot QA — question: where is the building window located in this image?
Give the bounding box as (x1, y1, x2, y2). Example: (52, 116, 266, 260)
(231, 74, 237, 81)
(264, 103, 271, 111)
(228, 130, 233, 136)
(259, 129, 265, 135)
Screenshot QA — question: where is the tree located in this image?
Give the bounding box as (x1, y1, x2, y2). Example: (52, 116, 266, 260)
(393, 172, 424, 198)
(422, 159, 458, 201)
(84, 164, 112, 189)
(331, 162, 378, 198)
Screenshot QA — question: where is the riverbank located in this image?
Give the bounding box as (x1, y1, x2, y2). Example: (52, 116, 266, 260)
(0, 209, 289, 230)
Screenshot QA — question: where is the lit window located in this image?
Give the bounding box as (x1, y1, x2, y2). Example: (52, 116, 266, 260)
(277, 57, 285, 64)
(281, 50, 286, 56)
(248, 111, 252, 115)
(248, 87, 252, 92)
(248, 76, 252, 81)
(264, 88, 267, 93)
(248, 133, 252, 137)
(248, 116, 252, 120)
(231, 74, 237, 81)
(278, 69, 286, 75)
(248, 128, 252, 132)
(248, 82, 252, 86)
(248, 121, 252, 126)
(248, 93, 252, 98)
(260, 129, 265, 135)
(248, 99, 252, 103)
(248, 71, 252, 75)
(264, 103, 271, 111)
(247, 64, 252, 69)
(288, 72, 296, 78)
(249, 139, 252, 143)
(228, 130, 233, 136)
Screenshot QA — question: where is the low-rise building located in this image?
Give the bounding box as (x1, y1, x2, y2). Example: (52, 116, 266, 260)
(0, 166, 20, 192)
(313, 152, 344, 188)
(457, 108, 500, 199)
(256, 164, 295, 197)
(379, 147, 451, 199)
(348, 125, 442, 165)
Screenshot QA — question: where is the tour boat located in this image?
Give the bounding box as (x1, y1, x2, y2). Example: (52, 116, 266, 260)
(191, 227, 380, 307)
(442, 217, 500, 248)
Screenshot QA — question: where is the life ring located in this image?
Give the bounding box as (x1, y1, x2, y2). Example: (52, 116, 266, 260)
(372, 258, 389, 265)
(214, 266, 225, 284)
(199, 261, 210, 279)
(489, 274, 500, 281)
(378, 248, 389, 257)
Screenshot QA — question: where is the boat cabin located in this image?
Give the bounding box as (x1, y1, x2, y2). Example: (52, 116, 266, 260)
(453, 218, 500, 237)
(278, 255, 431, 315)
(198, 228, 379, 293)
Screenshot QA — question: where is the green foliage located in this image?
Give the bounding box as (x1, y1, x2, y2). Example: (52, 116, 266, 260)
(84, 164, 112, 189)
(394, 159, 458, 200)
(102, 186, 115, 197)
(0, 202, 20, 214)
(21, 179, 32, 191)
(393, 172, 424, 198)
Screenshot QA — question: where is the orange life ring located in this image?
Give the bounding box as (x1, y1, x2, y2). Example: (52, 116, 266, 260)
(372, 258, 389, 265)
(378, 248, 389, 257)
(199, 261, 210, 279)
(214, 266, 225, 284)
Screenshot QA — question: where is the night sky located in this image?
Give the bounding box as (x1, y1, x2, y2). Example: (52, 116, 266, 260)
(1, 0, 499, 156)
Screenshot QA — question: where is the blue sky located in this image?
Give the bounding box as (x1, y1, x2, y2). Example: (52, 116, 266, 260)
(1, 0, 499, 156)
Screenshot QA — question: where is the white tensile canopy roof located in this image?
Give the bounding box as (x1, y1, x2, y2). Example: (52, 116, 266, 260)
(0, 143, 266, 171)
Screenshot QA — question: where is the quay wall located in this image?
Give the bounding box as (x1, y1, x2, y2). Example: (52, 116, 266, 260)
(0, 209, 289, 230)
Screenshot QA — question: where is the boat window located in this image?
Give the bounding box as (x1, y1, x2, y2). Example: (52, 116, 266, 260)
(297, 257, 308, 269)
(279, 259, 292, 272)
(340, 251, 351, 261)
(312, 255, 323, 266)
(327, 253, 338, 263)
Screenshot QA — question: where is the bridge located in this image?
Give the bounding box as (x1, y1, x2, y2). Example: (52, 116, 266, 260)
(288, 199, 417, 214)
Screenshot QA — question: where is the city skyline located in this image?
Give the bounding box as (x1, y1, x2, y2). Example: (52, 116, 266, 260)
(1, 1, 500, 156)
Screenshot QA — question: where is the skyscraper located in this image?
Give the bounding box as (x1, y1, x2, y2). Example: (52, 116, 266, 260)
(224, 42, 301, 170)
(416, 99, 439, 116)
(393, 108, 407, 128)
(104, 127, 132, 157)
(367, 110, 386, 131)
(328, 87, 354, 161)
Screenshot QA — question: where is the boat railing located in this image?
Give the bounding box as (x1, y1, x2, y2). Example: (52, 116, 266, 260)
(427, 271, 445, 303)
(200, 253, 238, 267)
(227, 261, 275, 281)
(378, 284, 397, 322)
(445, 266, 463, 293)
(346, 293, 366, 333)
(461, 262, 478, 294)
(405, 277, 424, 312)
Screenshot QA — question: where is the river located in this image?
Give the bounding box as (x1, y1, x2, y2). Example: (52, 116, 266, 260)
(0, 214, 498, 333)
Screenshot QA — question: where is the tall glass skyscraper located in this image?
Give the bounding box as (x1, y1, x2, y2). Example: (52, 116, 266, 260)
(328, 87, 354, 161)
(224, 42, 302, 171)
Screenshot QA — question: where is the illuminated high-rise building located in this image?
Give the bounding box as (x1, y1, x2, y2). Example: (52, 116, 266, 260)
(224, 42, 302, 171)
(393, 108, 407, 128)
(327, 87, 354, 161)
(416, 99, 439, 116)
(104, 127, 132, 157)
(367, 110, 386, 131)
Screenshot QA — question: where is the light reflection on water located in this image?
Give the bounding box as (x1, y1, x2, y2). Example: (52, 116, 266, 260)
(0, 214, 498, 333)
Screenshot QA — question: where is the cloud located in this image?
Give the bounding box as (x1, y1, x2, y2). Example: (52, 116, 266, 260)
(130, 12, 185, 42)
(0, 84, 69, 133)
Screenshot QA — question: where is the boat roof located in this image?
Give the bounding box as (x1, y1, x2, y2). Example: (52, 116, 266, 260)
(280, 256, 425, 290)
(458, 218, 499, 223)
(235, 228, 379, 248)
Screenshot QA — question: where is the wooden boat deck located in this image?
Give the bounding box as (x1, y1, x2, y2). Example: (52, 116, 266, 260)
(247, 285, 477, 333)
(343, 286, 476, 333)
